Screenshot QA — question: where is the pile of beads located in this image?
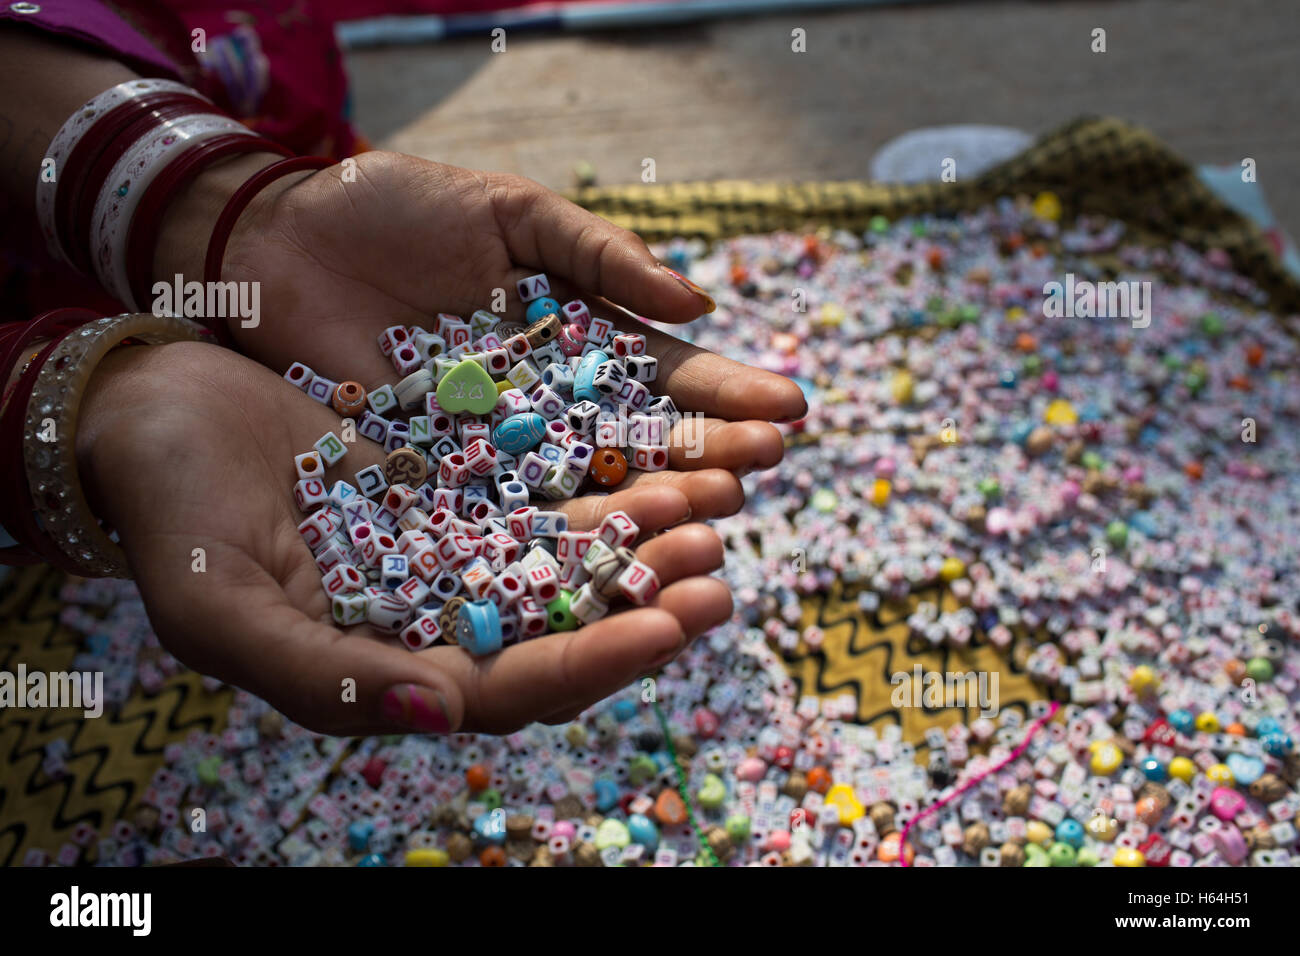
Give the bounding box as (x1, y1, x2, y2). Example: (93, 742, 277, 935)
(25, 197, 1300, 867)
(283, 276, 667, 655)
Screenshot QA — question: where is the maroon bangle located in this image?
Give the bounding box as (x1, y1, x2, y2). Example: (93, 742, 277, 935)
(125, 135, 291, 313)
(68, 100, 216, 274)
(56, 92, 216, 271)
(202, 156, 333, 347)
(0, 310, 101, 568)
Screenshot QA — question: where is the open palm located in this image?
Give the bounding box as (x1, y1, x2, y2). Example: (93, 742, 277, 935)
(82, 341, 733, 735)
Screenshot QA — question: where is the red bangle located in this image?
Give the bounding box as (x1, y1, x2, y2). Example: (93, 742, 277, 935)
(202, 156, 333, 344)
(0, 310, 101, 568)
(125, 135, 291, 314)
(68, 99, 217, 274)
(56, 91, 216, 271)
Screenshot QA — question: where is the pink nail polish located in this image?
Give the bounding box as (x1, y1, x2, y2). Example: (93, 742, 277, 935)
(660, 265, 716, 313)
(381, 684, 450, 733)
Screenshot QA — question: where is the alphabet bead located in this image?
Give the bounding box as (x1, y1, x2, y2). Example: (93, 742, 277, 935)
(314, 431, 347, 466)
(332, 592, 369, 626)
(381, 554, 410, 589)
(367, 383, 398, 417)
(295, 452, 324, 480)
(367, 592, 412, 632)
(617, 560, 660, 605)
(401, 615, 441, 651)
(516, 274, 551, 302)
(284, 362, 314, 390)
(571, 582, 610, 624)
(598, 511, 640, 549)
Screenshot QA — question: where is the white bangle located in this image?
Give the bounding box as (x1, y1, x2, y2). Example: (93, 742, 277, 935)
(89, 113, 253, 309)
(36, 79, 211, 267)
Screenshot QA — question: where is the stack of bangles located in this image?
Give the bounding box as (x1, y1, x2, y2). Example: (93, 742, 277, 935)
(2, 79, 335, 577)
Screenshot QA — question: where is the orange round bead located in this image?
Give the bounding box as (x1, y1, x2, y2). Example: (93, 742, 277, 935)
(1185, 462, 1204, 481)
(805, 767, 832, 794)
(589, 447, 628, 487)
(1245, 343, 1264, 367)
(877, 831, 914, 864)
(465, 763, 491, 791)
(479, 846, 507, 867)
(1225, 722, 1247, 736)
(332, 380, 367, 417)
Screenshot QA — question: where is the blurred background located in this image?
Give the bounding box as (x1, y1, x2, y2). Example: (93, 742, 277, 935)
(336, 0, 1299, 236)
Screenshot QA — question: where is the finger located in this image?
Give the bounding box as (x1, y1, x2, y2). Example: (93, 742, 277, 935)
(665, 417, 787, 475)
(135, 548, 466, 737)
(487, 174, 714, 324)
(648, 577, 734, 641)
(552, 482, 690, 534)
(426, 606, 687, 733)
(635, 523, 725, 585)
(586, 297, 808, 422)
(612, 468, 745, 521)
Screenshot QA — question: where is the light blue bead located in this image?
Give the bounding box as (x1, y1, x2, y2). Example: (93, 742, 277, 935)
(1129, 511, 1158, 537)
(1054, 818, 1084, 848)
(593, 778, 620, 812)
(473, 811, 507, 845)
(1226, 753, 1264, 786)
(626, 813, 660, 849)
(1010, 421, 1034, 445)
(574, 349, 610, 403)
(456, 599, 502, 657)
(1168, 709, 1194, 734)
(525, 297, 560, 323)
(356, 853, 386, 867)
(998, 369, 1017, 389)
(493, 412, 546, 455)
(348, 820, 375, 852)
(1256, 716, 1282, 737)
(612, 699, 637, 722)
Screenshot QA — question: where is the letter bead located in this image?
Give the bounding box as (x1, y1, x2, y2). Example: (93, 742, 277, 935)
(617, 560, 660, 605)
(367, 383, 398, 417)
(306, 374, 337, 405)
(612, 332, 646, 357)
(367, 593, 412, 632)
(381, 553, 410, 589)
(323, 563, 366, 597)
(571, 582, 610, 624)
(516, 274, 551, 302)
(284, 362, 314, 390)
(332, 592, 369, 626)
(629, 443, 669, 472)
(561, 299, 591, 328)
(295, 478, 329, 512)
(295, 451, 324, 479)
(598, 510, 640, 549)
(626, 354, 658, 383)
(401, 615, 441, 651)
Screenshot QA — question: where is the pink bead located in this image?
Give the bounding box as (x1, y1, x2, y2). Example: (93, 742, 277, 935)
(1040, 370, 1059, 392)
(1210, 787, 1245, 821)
(552, 820, 577, 839)
(874, 457, 897, 478)
(1059, 480, 1081, 505)
(985, 507, 1012, 535)
(736, 757, 766, 782)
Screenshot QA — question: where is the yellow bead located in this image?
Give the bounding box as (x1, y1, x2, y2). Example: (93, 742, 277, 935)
(1194, 711, 1220, 733)
(1005, 306, 1026, 323)
(823, 783, 864, 825)
(1044, 398, 1078, 426)
(496, 379, 514, 396)
(1206, 763, 1235, 787)
(404, 848, 450, 867)
(890, 369, 914, 405)
(939, 557, 966, 582)
(1168, 756, 1197, 783)
(1089, 740, 1124, 775)
(1112, 847, 1146, 867)
(1026, 820, 1053, 845)
(1086, 813, 1118, 842)
(1128, 665, 1158, 695)
(818, 303, 846, 326)
(1032, 191, 1062, 222)
(870, 478, 891, 508)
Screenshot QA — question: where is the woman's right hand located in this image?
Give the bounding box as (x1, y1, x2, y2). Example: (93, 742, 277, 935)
(76, 341, 733, 735)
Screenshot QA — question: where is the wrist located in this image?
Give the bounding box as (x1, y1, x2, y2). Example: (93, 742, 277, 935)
(149, 150, 288, 293)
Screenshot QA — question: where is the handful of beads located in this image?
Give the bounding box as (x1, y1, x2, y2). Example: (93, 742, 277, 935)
(287, 275, 675, 657)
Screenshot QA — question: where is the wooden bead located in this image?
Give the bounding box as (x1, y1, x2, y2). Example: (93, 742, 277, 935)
(331, 381, 366, 417)
(523, 312, 562, 349)
(589, 447, 627, 487)
(384, 447, 427, 487)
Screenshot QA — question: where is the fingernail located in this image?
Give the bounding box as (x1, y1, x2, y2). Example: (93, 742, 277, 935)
(660, 265, 716, 313)
(381, 684, 450, 733)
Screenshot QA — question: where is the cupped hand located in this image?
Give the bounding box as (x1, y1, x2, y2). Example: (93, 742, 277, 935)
(77, 340, 733, 735)
(216, 151, 806, 503)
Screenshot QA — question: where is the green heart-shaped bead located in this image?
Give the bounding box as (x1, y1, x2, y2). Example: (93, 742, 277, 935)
(697, 773, 726, 809)
(436, 359, 498, 414)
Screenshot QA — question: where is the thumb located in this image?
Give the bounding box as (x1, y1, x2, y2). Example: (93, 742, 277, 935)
(491, 174, 714, 323)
